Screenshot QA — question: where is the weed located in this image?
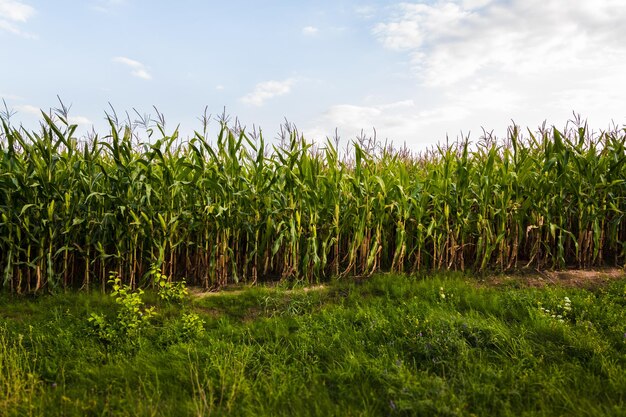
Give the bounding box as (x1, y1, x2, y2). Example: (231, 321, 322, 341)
(180, 313, 205, 340)
(151, 265, 189, 304)
(88, 273, 155, 345)
(539, 296, 573, 323)
(0, 326, 42, 414)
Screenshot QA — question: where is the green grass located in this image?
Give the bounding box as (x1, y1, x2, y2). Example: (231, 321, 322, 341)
(1, 273, 626, 416)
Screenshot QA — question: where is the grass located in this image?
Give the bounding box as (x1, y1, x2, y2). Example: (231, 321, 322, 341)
(1, 272, 625, 416)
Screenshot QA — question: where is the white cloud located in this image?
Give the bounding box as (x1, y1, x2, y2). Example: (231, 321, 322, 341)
(306, 100, 471, 147)
(15, 104, 92, 125)
(374, 0, 626, 87)
(67, 115, 92, 125)
(112, 56, 152, 80)
(374, 2, 470, 54)
(355, 5, 377, 19)
(112, 56, 142, 68)
(302, 26, 319, 36)
(324, 104, 381, 127)
(0, 0, 36, 38)
(0, 0, 34, 22)
(215, 84, 225, 91)
(0, 92, 23, 100)
(460, 0, 494, 10)
(361, 0, 626, 147)
(241, 78, 295, 106)
(131, 68, 151, 80)
(15, 104, 40, 116)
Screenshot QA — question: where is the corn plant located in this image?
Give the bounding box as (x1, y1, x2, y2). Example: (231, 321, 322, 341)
(1, 108, 625, 293)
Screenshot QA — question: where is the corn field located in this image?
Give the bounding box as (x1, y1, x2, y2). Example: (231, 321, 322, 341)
(1, 110, 625, 293)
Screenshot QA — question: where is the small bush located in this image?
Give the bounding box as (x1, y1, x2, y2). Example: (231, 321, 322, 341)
(151, 266, 189, 304)
(181, 312, 206, 340)
(88, 272, 155, 345)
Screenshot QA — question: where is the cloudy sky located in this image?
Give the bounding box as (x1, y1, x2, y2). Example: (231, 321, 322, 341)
(1, 0, 625, 149)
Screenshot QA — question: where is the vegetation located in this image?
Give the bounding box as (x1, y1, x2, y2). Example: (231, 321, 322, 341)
(1, 107, 625, 292)
(0, 273, 625, 416)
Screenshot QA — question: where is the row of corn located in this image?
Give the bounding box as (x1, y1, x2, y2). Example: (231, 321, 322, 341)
(1, 111, 625, 292)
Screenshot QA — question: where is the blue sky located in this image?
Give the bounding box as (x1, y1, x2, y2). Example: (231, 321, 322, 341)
(1, 0, 625, 149)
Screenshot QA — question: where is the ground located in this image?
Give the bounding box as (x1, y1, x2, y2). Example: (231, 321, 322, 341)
(481, 267, 625, 289)
(1, 270, 626, 416)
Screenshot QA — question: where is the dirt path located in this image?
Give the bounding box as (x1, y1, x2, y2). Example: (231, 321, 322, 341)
(189, 283, 328, 299)
(483, 267, 625, 289)
(188, 268, 626, 297)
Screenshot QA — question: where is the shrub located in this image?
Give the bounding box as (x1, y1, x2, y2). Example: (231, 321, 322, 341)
(88, 272, 155, 345)
(151, 266, 189, 304)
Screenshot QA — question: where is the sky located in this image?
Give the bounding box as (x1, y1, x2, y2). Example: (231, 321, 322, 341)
(1, 0, 626, 150)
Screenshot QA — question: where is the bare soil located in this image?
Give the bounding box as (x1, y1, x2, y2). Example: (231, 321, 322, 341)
(189, 283, 328, 298)
(482, 267, 626, 289)
(188, 268, 626, 297)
